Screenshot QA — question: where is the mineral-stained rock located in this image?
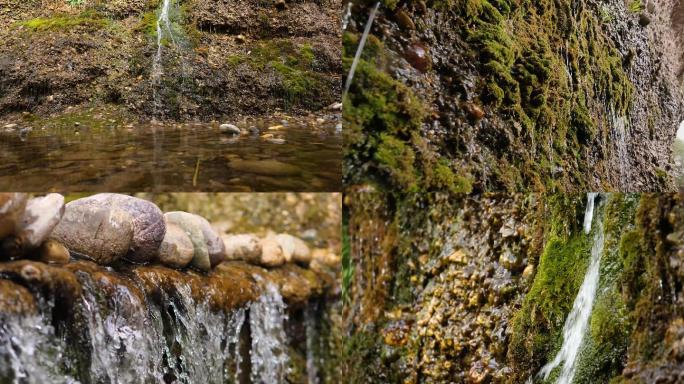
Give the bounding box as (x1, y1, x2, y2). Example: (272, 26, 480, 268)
(223, 233, 262, 262)
(158, 223, 194, 269)
(0, 193, 27, 239)
(17, 193, 65, 248)
(274, 233, 311, 265)
(0, 260, 82, 309)
(0, 279, 37, 315)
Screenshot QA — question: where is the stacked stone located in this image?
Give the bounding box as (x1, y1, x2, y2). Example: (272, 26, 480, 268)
(0, 193, 336, 274)
(0, 193, 69, 264)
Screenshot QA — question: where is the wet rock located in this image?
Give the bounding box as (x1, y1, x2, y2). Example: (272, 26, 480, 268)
(274, 233, 311, 265)
(37, 239, 70, 265)
(259, 236, 286, 267)
(158, 223, 194, 269)
(522, 264, 535, 280)
(17, 193, 65, 248)
(311, 248, 339, 268)
(52, 194, 165, 264)
(0, 193, 27, 239)
(404, 42, 431, 72)
(0, 279, 37, 315)
(219, 123, 241, 135)
(227, 159, 302, 176)
(165, 211, 225, 271)
(223, 233, 262, 262)
(51, 202, 135, 265)
(639, 13, 651, 27)
(394, 9, 415, 30)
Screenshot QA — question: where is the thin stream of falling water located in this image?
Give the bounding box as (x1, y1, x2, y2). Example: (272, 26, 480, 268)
(249, 280, 290, 383)
(152, 0, 176, 114)
(305, 305, 320, 384)
(343, 2, 380, 97)
(535, 195, 606, 384)
(583, 193, 598, 234)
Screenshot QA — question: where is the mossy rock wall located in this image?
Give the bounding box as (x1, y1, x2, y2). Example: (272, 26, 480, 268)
(343, 0, 684, 192)
(335, 192, 684, 383)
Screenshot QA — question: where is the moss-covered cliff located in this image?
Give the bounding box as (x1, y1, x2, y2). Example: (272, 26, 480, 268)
(333, 192, 684, 383)
(343, 0, 684, 192)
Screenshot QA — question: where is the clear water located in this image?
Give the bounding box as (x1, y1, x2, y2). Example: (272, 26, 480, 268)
(0, 121, 341, 191)
(249, 281, 290, 383)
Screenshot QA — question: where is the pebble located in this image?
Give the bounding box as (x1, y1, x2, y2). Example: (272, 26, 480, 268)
(219, 123, 241, 135)
(327, 102, 342, 110)
(259, 236, 286, 267)
(464, 102, 485, 120)
(266, 138, 286, 144)
(37, 239, 70, 264)
(3, 123, 17, 129)
(274, 233, 311, 265)
(268, 125, 284, 130)
(394, 9, 415, 30)
(404, 42, 431, 72)
(223, 233, 262, 262)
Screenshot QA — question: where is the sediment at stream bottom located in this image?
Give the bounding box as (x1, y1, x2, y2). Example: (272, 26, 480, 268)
(335, 192, 684, 384)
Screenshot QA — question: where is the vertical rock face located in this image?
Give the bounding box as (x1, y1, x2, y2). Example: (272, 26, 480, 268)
(335, 193, 684, 383)
(343, 0, 684, 192)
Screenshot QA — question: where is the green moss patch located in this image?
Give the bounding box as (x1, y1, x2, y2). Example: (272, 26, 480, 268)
(17, 11, 109, 32)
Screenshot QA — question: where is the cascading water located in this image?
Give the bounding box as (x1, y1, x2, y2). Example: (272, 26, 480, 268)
(535, 194, 605, 384)
(305, 305, 320, 384)
(0, 270, 301, 384)
(249, 280, 290, 383)
(583, 193, 598, 234)
(151, 0, 177, 114)
(0, 313, 77, 384)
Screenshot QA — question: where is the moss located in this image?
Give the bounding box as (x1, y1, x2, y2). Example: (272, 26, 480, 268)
(17, 11, 109, 31)
(374, 134, 419, 192)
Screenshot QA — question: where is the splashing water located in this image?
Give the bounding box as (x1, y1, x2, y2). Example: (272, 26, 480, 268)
(583, 193, 598, 234)
(249, 282, 290, 383)
(343, 2, 380, 97)
(536, 197, 605, 384)
(0, 314, 77, 384)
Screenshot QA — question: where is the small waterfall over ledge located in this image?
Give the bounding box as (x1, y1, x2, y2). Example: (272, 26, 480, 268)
(534, 194, 606, 384)
(0, 261, 322, 383)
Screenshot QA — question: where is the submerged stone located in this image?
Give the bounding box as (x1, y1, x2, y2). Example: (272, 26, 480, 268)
(227, 159, 302, 176)
(219, 123, 241, 135)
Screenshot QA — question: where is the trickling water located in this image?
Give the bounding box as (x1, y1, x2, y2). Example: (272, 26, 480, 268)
(536, 197, 605, 384)
(305, 305, 320, 384)
(611, 110, 630, 189)
(343, 2, 380, 96)
(249, 281, 290, 383)
(342, 2, 353, 31)
(0, 313, 77, 383)
(152, 0, 177, 113)
(583, 192, 598, 234)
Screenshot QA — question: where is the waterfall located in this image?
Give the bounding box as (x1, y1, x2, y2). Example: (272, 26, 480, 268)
(0, 270, 299, 383)
(343, 2, 380, 97)
(536, 197, 605, 384)
(249, 281, 290, 383)
(583, 193, 598, 234)
(0, 313, 77, 384)
(151, 0, 177, 113)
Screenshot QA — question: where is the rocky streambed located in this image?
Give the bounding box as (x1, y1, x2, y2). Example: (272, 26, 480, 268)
(0, 193, 340, 383)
